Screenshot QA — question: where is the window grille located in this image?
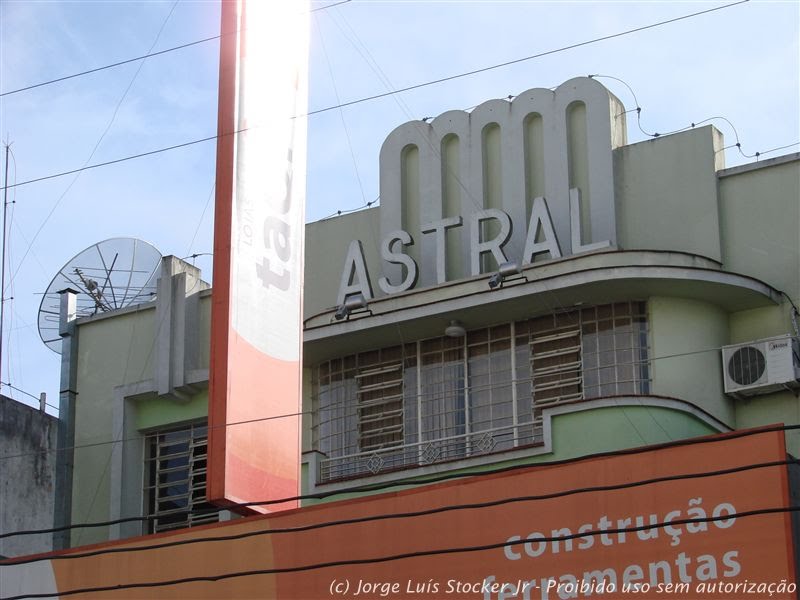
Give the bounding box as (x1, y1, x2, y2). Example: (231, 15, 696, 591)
(312, 301, 650, 482)
(356, 363, 404, 452)
(144, 423, 218, 534)
(467, 324, 516, 451)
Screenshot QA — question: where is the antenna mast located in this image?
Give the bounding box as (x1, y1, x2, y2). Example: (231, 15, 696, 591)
(0, 143, 10, 390)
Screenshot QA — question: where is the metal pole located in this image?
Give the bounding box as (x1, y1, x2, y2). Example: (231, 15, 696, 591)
(0, 144, 10, 390)
(54, 288, 78, 550)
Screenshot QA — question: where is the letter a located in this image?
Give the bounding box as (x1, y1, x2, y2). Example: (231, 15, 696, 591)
(522, 197, 561, 264)
(337, 240, 374, 306)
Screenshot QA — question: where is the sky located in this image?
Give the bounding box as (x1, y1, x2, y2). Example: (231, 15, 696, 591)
(0, 0, 798, 414)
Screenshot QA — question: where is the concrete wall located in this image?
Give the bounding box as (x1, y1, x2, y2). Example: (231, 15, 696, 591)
(70, 304, 155, 546)
(649, 296, 734, 427)
(718, 155, 800, 300)
(718, 156, 800, 454)
(0, 396, 57, 558)
(69, 264, 212, 547)
(304, 207, 381, 318)
(614, 126, 724, 261)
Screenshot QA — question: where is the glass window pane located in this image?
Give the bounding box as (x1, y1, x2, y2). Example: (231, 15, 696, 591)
(311, 301, 649, 482)
(145, 422, 219, 534)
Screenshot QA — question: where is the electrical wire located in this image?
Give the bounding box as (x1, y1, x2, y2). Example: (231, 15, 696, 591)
(590, 74, 800, 162)
(322, 7, 572, 318)
(317, 3, 488, 230)
(3, 457, 794, 566)
(743, 142, 800, 161)
(310, 0, 353, 14)
(0, 133, 218, 192)
(590, 74, 741, 142)
(0, 381, 54, 408)
(6, 0, 180, 294)
(0, 326, 789, 463)
(314, 12, 370, 208)
(185, 182, 215, 258)
(0, 36, 221, 99)
(318, 197, 378, 221)
(2, 505, 797, 600)
(3, 422, 798, 540)
(0, 375, 669, 460)
(304, 0, 750, 119)
(0, 0, 353, 98)
(0, 0, 754, 195)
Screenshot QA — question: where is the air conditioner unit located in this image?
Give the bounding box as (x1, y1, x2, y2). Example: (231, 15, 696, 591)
(722, 334, 800, 398)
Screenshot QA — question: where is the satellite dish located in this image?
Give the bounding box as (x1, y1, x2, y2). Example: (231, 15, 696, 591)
(38, 238, 162, 353)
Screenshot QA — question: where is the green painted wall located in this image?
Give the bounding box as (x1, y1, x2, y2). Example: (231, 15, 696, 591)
(71, 292, 214, 546)
(735, 391, 800, 457)
(135, 390, 208, 431)
(719, 158, 800, 457)
(729, 305, 792, 345)
(614, 126, 723, 261)
(301, 405, 718, 506)
(547, 405, 718, 457)
(649, 297, 733, 426)
(719, 159, 800, 300)
(72, 304, 156, 546)
(304, 207, 382, 318)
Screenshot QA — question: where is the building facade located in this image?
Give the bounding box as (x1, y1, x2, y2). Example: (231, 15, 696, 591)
(2, 77, 799, 599)
(0, 395, 57, 559)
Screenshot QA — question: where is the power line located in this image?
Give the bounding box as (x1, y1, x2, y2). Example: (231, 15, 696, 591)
(0, 0, 752, 194)
(311, 0, 353, 12)
(3, 422, 797, 540)
(2, 134, 218, 192)
(318, 196, 378, 220)
(590, 74, 800, 162)
(303, 0, 750, 118)
(746, 142, 800, 160)
(314, 12, 370, 206)
(7, 0, 181, 298)
(0, 35, 220, 98)
(1, 328, 794, 464)
(3, 456, 793, 565)
(0, 408, 309, 462)
(0, 0, 353, 98)
(0, 381, 50, 406)
(184, 182, 215, 257)
(1, 504, 796, 600)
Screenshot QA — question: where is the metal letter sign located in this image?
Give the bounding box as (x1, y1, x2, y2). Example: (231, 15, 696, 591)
(209, 0, 309, 512)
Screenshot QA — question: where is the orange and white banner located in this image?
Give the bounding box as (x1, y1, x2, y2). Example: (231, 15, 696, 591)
(1, 429, 796, 599)
(208, 0, 309, 511)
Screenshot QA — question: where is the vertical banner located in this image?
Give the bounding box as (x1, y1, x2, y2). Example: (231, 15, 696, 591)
(208, 0, 309, 512)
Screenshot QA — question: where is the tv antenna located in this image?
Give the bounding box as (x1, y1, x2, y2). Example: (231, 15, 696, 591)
(37, 237, 162, 353)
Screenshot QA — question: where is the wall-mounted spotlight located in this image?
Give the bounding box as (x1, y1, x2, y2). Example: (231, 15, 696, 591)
(445, 320, 466, 338)
(334, 293, 369, 321)
(488, 261, 525, 289)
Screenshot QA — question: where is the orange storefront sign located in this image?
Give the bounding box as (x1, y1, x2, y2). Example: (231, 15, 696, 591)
(1, 428, 796, 599)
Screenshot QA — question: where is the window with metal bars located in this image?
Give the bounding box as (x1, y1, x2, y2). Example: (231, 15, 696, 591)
(143, 422, 219, 534)
(312, 301, 649, 482)
(356, 363, 404, 452)
(522, 301, 650, 440)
